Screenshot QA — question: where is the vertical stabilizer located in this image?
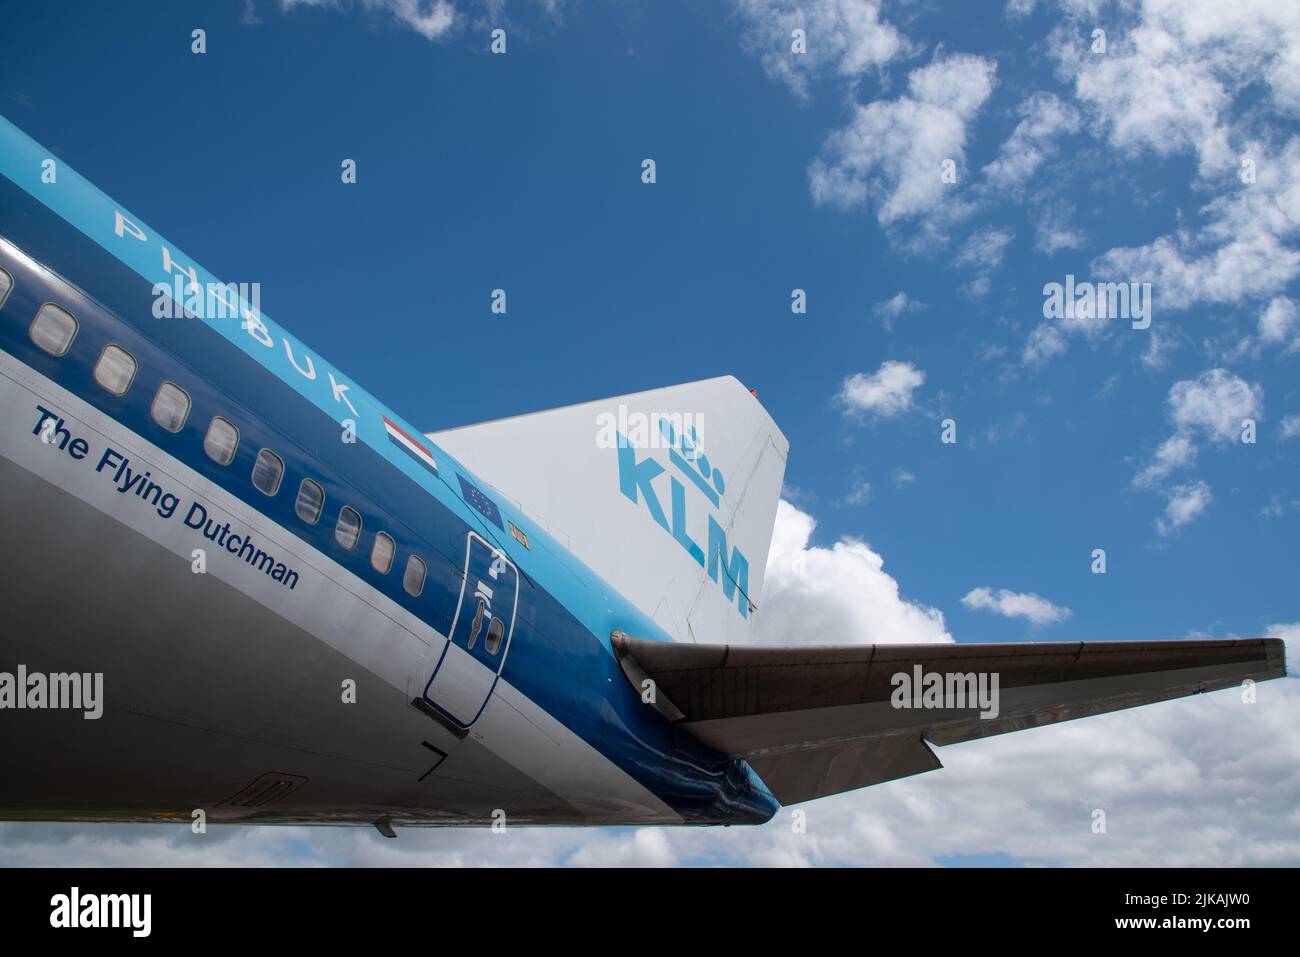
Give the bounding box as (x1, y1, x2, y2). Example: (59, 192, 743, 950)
(428, 376, 789, 645)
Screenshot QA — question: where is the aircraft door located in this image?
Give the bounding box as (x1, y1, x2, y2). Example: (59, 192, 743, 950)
(422, 532, 519, 728)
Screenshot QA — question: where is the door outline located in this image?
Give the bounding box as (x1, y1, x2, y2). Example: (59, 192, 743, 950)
(422, 532, 520, 729)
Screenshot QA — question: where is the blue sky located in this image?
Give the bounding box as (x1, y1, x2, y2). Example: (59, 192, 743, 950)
(1, 0, 1298, 866)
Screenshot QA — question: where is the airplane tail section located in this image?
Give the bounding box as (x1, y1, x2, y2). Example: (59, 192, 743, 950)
(428, 376, 789, 646)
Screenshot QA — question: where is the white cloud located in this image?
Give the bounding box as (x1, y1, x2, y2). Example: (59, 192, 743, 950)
(1086, 131, 1300, 316)
(1059, 20, 1233, 175)
(754, 500, 953, 645)
(1259, 295, 1299, 349)
(872, 291, 923, 329)
(1140, 0, 1300, 118)
(1022, 321, 1067, 366)
(960, 586, 1071, 625)
(843, 479, 872, 505)
(1265, 622, 1300, 675)
(1046, 0, 1300, 314)
(731, 1, 911, 98)
(369, 0, 457, 39)
(1134, 433, 1198, 487)
(1157, 480, 1213, 535)
(281, 0, 563, 40)
(809, 54, 997, 230)
(954, 227, 1014, 270)
(1051, 0, 1300, 170)
(1167, 368, 1263, 442)
(567, 828, 677, 867)
(1134, 369, 1262, 486)
(891, 467, 915, 487)
(1034, 218, 1087, 254)
(1091, 186, 1300, 312)
(1140, 328, 1178, 370)
(981, 92, 1081, 192)
(839, 360, 925, 417)
(1021, 268, 1139, 367)
(1280, 414, 1300, 440)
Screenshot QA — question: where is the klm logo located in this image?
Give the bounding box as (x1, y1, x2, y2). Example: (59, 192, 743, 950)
(616, 420, 750, 618)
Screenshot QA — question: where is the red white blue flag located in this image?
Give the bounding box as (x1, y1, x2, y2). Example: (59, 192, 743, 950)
(383, 417, 438, 475)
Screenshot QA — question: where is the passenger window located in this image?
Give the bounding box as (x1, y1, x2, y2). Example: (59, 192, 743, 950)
(0, 268, 12, 308)
(251, 448, 284, 496)
(403, 555, 426, 597)
(335, 506, 362, 550)
(371, 532, 395, 574)
(30, 303, 77, 357)
(204, 416, 239, 466)
(295, 479, 324, 524)
(92, 344, 137, 395)
(485, 616, 505, 655)
(150, 381, 191, 432)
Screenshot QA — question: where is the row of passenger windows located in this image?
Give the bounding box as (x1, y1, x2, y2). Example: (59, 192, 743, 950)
(19, 293, 429, 597)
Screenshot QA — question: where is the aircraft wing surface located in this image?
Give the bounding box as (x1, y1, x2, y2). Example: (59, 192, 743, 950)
(611, 634, 1287, 805)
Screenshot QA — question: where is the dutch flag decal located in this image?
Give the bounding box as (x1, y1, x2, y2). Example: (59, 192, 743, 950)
(383, 417, 438, 475)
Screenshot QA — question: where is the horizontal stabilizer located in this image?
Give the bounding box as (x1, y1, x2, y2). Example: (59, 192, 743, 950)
(611, 634, 1287, 805)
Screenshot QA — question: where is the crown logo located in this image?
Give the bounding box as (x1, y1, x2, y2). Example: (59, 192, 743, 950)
(658, 417, 725, 507)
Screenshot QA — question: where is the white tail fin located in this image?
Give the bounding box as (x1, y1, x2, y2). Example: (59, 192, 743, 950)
(428, 376, 789, 645)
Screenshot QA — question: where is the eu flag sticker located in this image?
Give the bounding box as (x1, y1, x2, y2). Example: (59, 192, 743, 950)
(458, 474, 504, 530)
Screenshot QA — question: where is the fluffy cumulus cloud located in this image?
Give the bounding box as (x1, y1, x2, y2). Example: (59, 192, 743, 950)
(1134, 369, 1262, 488)
(1062, 0, 1300, 313)
(960, 587, 1071, 625)
(1090, 137, 1300, 312)
(1021, 322, 1067, 366)
(838, 360, 925, 417)
(1157, 480, 1213, 536)
(808, 54, 997, 230)
(1156, 480, 1214, 535)
(1166, 369, 1263, 441)
(954, 227, 1014, 270)
(730, 0, 911, 98)
(981, 92, 1081, 193)
(754, 500, 953, 645)
(1258, 295, 1300, 351)
(1054, 0, 1300, 168)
